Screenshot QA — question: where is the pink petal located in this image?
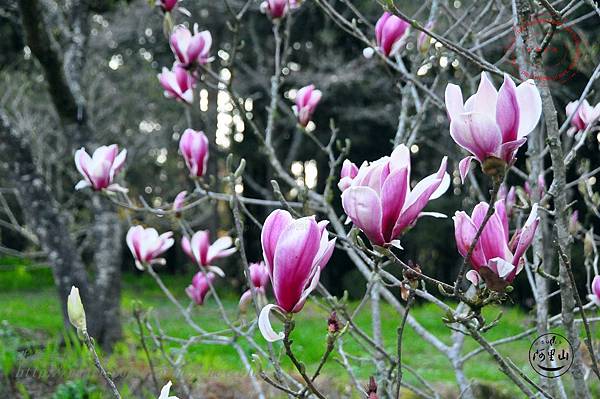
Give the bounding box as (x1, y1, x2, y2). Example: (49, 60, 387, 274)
(487, 257, 516, 279)
(450, 112, 502, 161)
(375, 12, 391, 46)
(341, 186, 385, 246)
(393, 157, 448, 237)
(380, 167, 409, 242)
(465, 72, 498, 118)
(261, 210, 293, 275)
(592, 275, 600, 300)
(453, 212, 486, 269)
(458, 156, 474, 184)
(466, 270, 482, 286)
(478, 205, 511, 262)
(499, 138, 527, 164)
(291, 265, 321, 313)
(191, 230, 210, 266)
(272, 217, 321, 312)
(512, 203, 539, 264)
(444, 83, 465, 121)
(496, 74, 520, 142)
(515, 79, 542, 137)
(389, 144, 411, 176)
(206, 236, 235, 264)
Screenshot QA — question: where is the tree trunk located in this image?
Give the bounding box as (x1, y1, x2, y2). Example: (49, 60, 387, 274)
(14, 0, 124, 349)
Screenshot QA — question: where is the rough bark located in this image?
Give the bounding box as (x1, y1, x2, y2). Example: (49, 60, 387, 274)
(514, 1, 590, 396)
(0, 111, 89, 329)
(14, 0, 124, 348)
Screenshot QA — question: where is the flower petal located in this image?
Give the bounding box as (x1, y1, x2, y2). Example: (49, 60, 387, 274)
(458, 156, 474, 184)
(515, 79, 542, 138)
(272, 217, 320, 312)
(466, 270, 482, 286)
(512, 203, 539, 263)
(261, 210, 293, 274)
(496, 74, 520, 142)
(341, 186, 384, 245)
(445, 83, 465, 121)
(258, 304, 285, 342)
(450, 112, 502, 161)
(465, 72, 498, 118)
(380, 167, 409, 242)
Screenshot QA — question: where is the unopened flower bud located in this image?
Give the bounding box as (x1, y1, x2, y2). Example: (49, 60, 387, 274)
(366, 376, 378, 398)
(327, 311, 340, 334)
(67, 286, 87, 334)
(417, 22, 434, 53)
(403, 260, 422, 282)
(568, 210, 579, 234)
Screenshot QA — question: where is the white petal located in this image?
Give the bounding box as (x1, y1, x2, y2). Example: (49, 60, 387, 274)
(390, 240, 403, 249)
(418, 211, 447, 219)
(207, 265, 225, 277)
(258, 304, 285, 342)
(429, 171, 450, 200)
(75, 180, 91, 190)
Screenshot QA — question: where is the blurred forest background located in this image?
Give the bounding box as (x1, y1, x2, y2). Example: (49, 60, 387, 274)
(0, 0, 599, 345)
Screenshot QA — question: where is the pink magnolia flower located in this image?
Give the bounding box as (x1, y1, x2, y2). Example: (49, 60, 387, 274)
(186, 271, 215, 305)
(261, 0, 300, 19)
(293, 85, 322, 127)
(565, 99, 600, 136)
(239, 261, 270, 308)
(375, 12, 409, 57)
(338, 159, 359, 191)
(181, 231, 236, 268)
(179, 129, 209, 177)
(260, 0, 288, 19)
(589, 275, 600, 306)
(445, 72, 542, 182)
(74, 145, 127, 192)
(454, 200, 539, 291)
(172, 190, 187, 213)
(157, 0, 178, 12)
(126, 226, 174, 270)
(170, 25, 212, 68)
(341, 145, 449, 247)
(258, 210, 336, 341)
(158, 63, 195, 104)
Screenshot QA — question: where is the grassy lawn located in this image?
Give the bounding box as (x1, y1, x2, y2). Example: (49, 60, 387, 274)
(1, 262, 599, 398)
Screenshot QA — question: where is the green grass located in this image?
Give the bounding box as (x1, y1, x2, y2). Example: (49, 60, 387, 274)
(1, 261, 599, 398)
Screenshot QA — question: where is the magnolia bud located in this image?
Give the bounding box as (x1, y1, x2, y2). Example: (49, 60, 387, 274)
(417, 22, 434, 53)
(568, 210, 579, 234)
(327, 311, 340, 334)
(366, 376, 378, 398)
(67, 286, 87, 334)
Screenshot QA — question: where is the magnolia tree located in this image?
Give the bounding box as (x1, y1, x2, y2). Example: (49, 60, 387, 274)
(54, 0, 600, 397)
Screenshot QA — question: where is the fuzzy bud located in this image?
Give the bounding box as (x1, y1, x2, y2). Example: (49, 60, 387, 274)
(327, 311, 340, 334)
(67, 286, 87, 334)
(366, 376, 378, 398)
